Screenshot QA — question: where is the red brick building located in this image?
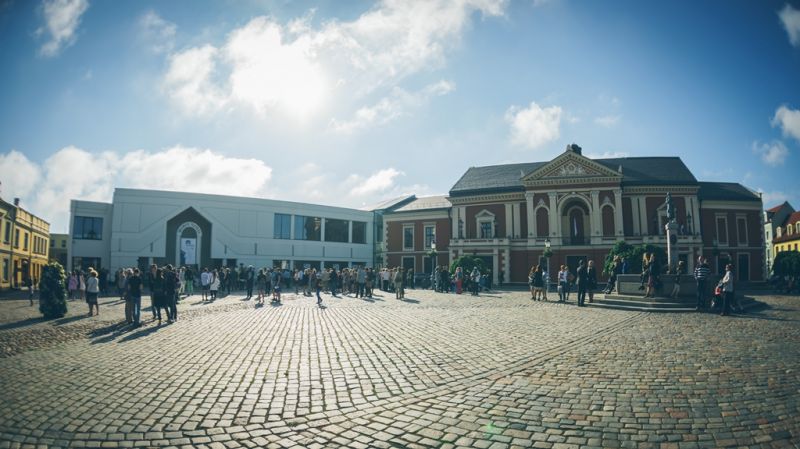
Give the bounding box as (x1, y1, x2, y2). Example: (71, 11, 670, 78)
(382, 144, 764, 284)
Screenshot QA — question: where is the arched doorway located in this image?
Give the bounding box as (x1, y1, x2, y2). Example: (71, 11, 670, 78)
(561, 198, 590, 245)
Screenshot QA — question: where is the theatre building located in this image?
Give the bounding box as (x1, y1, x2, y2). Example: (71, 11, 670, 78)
(383, 144, 764, 284)
(69, 188, 374, 274)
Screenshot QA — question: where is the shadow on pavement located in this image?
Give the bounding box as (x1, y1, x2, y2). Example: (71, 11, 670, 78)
(53, 315, 90, 326)
(0, 317, 44, 331)
(400, 298, 421, 304)
(118, 324, 161, 342)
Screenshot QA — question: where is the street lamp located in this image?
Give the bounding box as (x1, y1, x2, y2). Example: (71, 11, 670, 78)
(543, 239, 552, 294)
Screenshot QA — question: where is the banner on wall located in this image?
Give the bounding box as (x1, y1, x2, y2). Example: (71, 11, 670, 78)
(181, 238, 197, 265)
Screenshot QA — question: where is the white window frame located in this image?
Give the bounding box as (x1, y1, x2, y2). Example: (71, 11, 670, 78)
(475, 210, 496, 239)
(402, 224, 415, 251)
(423, 224, 436, 249)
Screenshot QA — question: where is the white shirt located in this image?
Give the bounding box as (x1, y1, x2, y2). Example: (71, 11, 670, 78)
(201, 271, 211, 286)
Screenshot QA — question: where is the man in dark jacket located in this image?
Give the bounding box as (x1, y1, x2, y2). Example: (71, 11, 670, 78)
(576, 260, 588, 307)
(164, 264, 178, 323)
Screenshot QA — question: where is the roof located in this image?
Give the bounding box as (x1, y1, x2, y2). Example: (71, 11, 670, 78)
(767, 201, 793, 213)
(782, 211, 800, 226)
(449, 157, 698, 196)
(392, 195, 451, 213)
(362, 195, 415, 211)
(449, 162, 543, 196)
(698, 182, 761, 202)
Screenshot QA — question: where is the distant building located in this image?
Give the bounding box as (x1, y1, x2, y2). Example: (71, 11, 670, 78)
(763, 201, 794, 274)
(382, 144, 765, 284)
(0, 196, 50, 290)
(69, 188, 374, 274)
(49, 233, 68, 268)
(772, 209, 800, 260)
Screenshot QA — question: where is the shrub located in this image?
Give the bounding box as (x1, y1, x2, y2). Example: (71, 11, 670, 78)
(450, 255, 487, 274)
(603, 241, 667, 275)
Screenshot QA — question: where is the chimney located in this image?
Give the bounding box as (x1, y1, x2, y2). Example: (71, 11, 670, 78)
(566, 143, 582, 155)
(13, 198, 19, 206)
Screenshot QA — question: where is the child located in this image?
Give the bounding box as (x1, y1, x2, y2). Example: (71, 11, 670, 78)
(272, 282, 281, 303)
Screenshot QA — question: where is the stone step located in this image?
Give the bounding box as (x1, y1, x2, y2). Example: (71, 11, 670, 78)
(594, 298, 694, 309)
(588, 296, 762, 313)
(587, 302, 696, 313)
(603, 293, 695, 304)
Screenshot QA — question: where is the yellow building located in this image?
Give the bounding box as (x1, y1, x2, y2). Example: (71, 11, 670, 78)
(0, 196, 50, 290)
(49, 233, 69, 268)
(772, 211, 800, 258)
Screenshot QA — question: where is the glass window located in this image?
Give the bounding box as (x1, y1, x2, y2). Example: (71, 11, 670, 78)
(274, 213, 291, 239)
(716, 217, 727, 244)
(294, 215, 321, 241)
(61, 239, 66, 248)
(23, 233, 28, 250)
(352, 221, 366, 244)
(14, 229, 19, 247)
(1, 258, 7, 281)
(50, 238, 55, 247)
(73, 216, 103, 240)
(325, 218, 349, 243)
(403, 226, 414, 249)
(424, 226, 435, 249)
(3, 221, 9, 243)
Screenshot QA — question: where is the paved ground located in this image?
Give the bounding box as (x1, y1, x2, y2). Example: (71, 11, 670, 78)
(0, 287, 798, 448)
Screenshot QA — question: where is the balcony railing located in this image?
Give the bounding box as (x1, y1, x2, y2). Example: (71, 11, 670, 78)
(562, 237, 590, 246)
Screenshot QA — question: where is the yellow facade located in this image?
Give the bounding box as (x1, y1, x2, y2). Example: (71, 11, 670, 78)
(0, 197, 50, 290)
(772, 217, 800, 266)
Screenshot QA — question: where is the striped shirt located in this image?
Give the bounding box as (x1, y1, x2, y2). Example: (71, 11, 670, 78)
(694, 264, 711, 280)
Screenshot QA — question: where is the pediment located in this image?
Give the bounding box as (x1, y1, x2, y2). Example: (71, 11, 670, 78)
(522, 151, 622, 183)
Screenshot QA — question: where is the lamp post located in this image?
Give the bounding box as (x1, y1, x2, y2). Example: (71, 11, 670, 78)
(543, 239, 552, 293)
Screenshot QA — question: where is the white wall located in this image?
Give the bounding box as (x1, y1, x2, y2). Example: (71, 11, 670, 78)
(69, 188, 375, 273)
(68, 200, 113, 272)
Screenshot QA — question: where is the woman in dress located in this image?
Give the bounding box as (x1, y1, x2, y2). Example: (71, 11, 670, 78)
(68, 271, 78, 300)
(454, 267, 464, 294)
(209, 269, 220, 301)
(256, 269, 267, 304)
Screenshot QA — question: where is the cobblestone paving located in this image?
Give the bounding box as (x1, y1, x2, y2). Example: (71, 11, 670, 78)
(0, 289, 798, 448)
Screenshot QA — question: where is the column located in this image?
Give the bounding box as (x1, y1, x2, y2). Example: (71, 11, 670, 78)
(512, 203, 521, 239)
(451, 206, 459, 239)
(504, 203, 513, 239)
(348, 220, 353, 243)
(290, 215, 295, 240)
(503, 249, 511, 283)
(525, 192, 535, 239)
(321, 218, 326, 241)
(459, 206, 467, 238)
(591, 190, 601, 243)
(493, 248, 499, 285)
(548, 192, 558, 241)
(692, 197, 701, 237)
(631, 196, 641, 236)
(614, 190, 624, 237)
(638, 196, 649, 235)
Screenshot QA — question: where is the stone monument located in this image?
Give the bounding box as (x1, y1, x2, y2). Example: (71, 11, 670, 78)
(664, 192, 678, 273)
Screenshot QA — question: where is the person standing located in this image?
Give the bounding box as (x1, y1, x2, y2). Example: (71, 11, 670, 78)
(256, 269, 267, 304)
(670, 260, 685, 299)
(127, 268, 143, 327)
(470, 267, 480, 296)
(454, 267, 464, 294)
(693, 257, 711, 311)
(184, 266, 194, 297)
(315, 271, 323, 305)
(558, 265, 569, 302)
(576, 260, 588, 307)
(245, 266, 255, 299)
(329, 268, 339, 297)
(210, 269, 220, 301)
(586, 260, 597, 303)
(124, 268, 134, 323)
(200, 268, 210, 301)
(394, 268, 404, 299)
(149, 264, 159, 319)
(164, 265, 178, 323)
(720, 264, 735, 316)
(356, 266, 366, 298)
(85, 269, 100, 316)
(153, 268, 170, 325)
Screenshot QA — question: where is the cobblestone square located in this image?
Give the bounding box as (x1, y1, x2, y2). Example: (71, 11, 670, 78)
(0, 289, 798, 448)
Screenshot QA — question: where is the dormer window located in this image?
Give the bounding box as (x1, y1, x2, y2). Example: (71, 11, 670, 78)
(777, 227, 782, 237)
(789, 225, 794, 236)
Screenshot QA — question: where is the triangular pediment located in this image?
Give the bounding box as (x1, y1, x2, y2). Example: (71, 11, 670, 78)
(522, 151, 622, 183)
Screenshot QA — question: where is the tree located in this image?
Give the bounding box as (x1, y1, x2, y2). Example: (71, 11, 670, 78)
(603, 241, 667, 275)
(773, 250, 800, 278)
(39, 262, 67, 319)
(450, 255, 487, 274)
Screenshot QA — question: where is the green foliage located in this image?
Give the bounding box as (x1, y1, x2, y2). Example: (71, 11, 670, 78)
(603, 241, 668, 275)
(39, 262, 67, 319)
(773, 250, 800, 278)
(450, 255, 487, 274)
(542, 247, 553, 259)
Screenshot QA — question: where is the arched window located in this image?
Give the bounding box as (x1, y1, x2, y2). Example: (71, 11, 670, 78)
(602, 205, 615, 237)
(535, 207, 549, 237)
(789, 225, 794, 236)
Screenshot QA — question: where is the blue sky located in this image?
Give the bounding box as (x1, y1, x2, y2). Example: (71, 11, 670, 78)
(1, 0, 799, 233)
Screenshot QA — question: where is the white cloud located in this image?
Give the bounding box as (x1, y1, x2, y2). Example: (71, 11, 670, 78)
(594, 114, 621, 127)
(757, 189, 790, 209)
(37, 0, 89, 57)
(0, 146, 272, 232)
(164, 45, 227, 116)
(752, 140, 790, 166)
(0, 150, 43, 201)
(349, 168, 404, 195)
(139, 10, 176, 54)
(779, 4, 800, 46)
(329, 80, 454, 134)
(584, 151, 629, 159)
(505, 102, 562, 149)
(772, 105, 800, 142)
(162, 0, 503, 123)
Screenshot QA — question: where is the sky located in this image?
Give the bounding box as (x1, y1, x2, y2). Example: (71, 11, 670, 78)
(0, 0, 799, 233)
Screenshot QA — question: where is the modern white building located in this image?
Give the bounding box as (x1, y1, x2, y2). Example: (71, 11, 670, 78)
(69, 188, 374, 273)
